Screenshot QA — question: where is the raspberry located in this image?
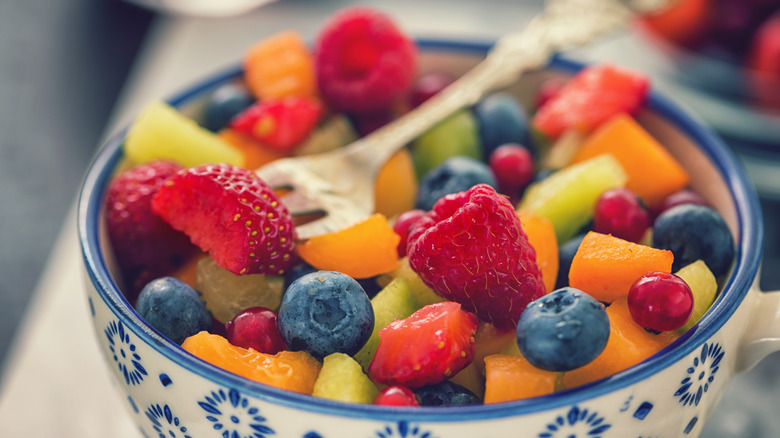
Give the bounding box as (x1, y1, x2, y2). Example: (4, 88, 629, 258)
(407, 184, 545, 329)
(368, 302, 478, 388)
(314, 6, 417, 112)
(105, 160, 198, 295)
(151, 163, 296, 276)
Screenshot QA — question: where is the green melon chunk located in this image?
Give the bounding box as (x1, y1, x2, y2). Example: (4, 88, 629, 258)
(195, 256, 283, 323)
(293, 114, 357, 156)
(124, 100, 243, 167)
(675, 260, 718, 334)
(519, 154, 627, 242)
(353, 276, 420, 369)
(312, 353, 378, 404)
(412, 109, 482, 178)
(392, 257, 445, 308)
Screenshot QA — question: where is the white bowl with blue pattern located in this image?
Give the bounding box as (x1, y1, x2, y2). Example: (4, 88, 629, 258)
(78, 41, 780, 438)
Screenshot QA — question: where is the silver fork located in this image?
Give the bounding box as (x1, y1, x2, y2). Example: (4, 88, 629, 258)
(256, 0, 674, 240)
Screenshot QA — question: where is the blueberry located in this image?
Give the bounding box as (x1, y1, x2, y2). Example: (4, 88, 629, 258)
(555, 234, 586, 290)
(415, 156, 497, 211)
(474, 92, 530, 158)
(516, 287, 610, 372)
(413, 380, 481, 406)
(652, 204, 735, 277)
(203, 82, 255, 132)
(135, 277, 212, 344)
(278, 271, 374, 359)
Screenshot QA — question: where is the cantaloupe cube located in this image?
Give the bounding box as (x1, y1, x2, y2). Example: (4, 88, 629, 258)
(218, 128, 287, 170)
(518, 211, 559, 293)
(181, 332, 321, 394)
(572, 114, 690, 208)
(484, 354, 558, 403)
(244, 30, 317, 100)
(569, 231, 673, 303)
(450, 322, 517, 397)
(375, 149, 418, 218)
(562, 298, 678, 389)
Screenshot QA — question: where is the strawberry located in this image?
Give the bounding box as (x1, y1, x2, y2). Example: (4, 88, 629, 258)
(368, 302, 478, 389)
(532, 64, 649, 140)
(151, 163, 296, 276)
(230, 97, 323, 152)
(104, 160, 199, 298)
(407, 184, 546, 329)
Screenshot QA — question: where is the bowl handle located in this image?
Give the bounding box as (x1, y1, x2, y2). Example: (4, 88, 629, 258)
(735, 284, 780, 373)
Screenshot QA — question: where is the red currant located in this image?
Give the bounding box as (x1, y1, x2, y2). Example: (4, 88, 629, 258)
(225, 307, 287, 354)
(488, 144, 535, 203)
(627, 272, 694, 332)
(658, 189, 708, 215)
(411, 72, 454, 107)
(374, 385, 420, 407)
(393, 209, 426, 257)
(593, 188, 649, 243)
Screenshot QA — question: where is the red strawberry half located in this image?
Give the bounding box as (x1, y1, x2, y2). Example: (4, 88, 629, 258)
(532, 64, 650, 140)
(230, 96, 323, 152)
(105, 160, 199, 297)
(151, 163, 296, 276)
(407, 184, 545, 329)
(315, 6, 417, 112)
(368, 301, 478, 389)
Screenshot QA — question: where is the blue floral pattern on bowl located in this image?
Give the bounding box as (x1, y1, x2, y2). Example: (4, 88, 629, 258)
(675, 342, 724, 407)
(538, 405, 611, 438)
(199, 387, 276, 438)
(375, 421, 436, 438)
(105, 320, 147, 386)
(146, 403, 191, 438)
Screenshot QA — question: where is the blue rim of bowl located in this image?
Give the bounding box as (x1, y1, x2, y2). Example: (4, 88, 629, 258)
(78, 39, 763, 421)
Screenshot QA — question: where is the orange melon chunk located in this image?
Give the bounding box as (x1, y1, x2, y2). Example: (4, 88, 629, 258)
(295, 213, 400, 278)
(244, 30, 317, 100)
(450, 322, 517, 398)
(562, 298, 678, 389)
(182, 331, 321, 394)
(572, 113, 690, 208)
(218, 128, 288, 170)
(569, 231, 673, 303)
(518, 211, 559, 293)
(484, 354, 558, 403)
(375, 149, 418, 218)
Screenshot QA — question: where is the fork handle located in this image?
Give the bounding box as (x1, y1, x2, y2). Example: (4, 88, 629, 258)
(332, 0, 633, 177)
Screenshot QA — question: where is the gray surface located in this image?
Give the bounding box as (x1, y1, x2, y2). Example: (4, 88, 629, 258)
(0, 0, 151, 369)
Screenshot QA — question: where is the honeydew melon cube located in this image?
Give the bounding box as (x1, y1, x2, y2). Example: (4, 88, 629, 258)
(675, 260, 718, 334)
(353, 276, 419, 369)
(312, 353, 378, 404)
(124, 100, 243, 168)
(518, 154, 627, 242)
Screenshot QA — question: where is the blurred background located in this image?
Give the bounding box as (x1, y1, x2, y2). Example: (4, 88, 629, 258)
(0, 0, 778, 436)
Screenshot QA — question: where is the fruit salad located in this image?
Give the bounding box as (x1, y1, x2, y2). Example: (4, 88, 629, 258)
(103, 6, 736, 407)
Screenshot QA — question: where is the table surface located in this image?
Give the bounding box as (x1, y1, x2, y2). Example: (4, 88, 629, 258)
(0, 1, 778, 437)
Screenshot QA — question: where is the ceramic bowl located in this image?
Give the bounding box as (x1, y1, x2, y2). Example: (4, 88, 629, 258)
(78, 40, 780, 438)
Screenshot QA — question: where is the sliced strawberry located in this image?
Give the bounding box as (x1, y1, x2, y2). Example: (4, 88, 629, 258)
(532, 64, 650, 140)
(368, 302, 478, 389)
(105, 160, 199, 297)
(151, 163, 296, 276)
(230, 97, 323, 152)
